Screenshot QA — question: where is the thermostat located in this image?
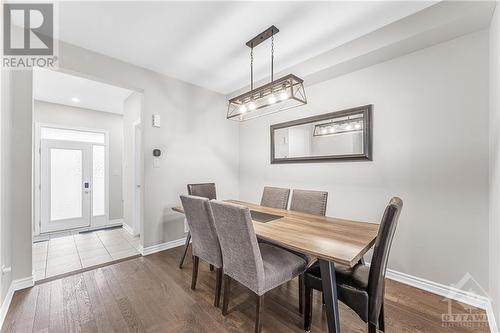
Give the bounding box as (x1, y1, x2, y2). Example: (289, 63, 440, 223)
(152, 114, 161, 127)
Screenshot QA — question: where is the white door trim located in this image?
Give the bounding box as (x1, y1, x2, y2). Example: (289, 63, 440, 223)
(132, 120, 142, 237)
(34, 123, 110, 236)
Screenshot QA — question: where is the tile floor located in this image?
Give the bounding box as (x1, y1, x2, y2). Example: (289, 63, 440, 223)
(33, 227, 141, 281)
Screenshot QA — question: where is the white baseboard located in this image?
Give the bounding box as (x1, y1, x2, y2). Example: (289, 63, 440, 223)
(122, 223, 134, 237)
(109, 218, 124, 225)
(140, 237, 187, 256)
(384, 268, 497, 332)
(0, 275, 34, 329)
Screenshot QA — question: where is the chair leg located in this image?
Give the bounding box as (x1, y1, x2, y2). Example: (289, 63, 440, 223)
(368, 322, 378, 333)
(298, 274, 304, 314)
(379, 302, 385, 332)
(222, 274, 231, 316)
(214, 267, 223, 307)
(191, 256, 199, 290)
(179, 232, 191, 269)
(210, 264, 214, 272)
(255, 294, 264, 333)
(303, 284, 313, 332)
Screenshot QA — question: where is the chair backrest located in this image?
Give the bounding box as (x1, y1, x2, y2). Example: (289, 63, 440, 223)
(260, 186, 290, 210)
(187, 183, 217, 200)
(367, 197, 403, 323)
(290, 189, 328, 216)
(180, 195, 222, 268)
(208, 201, 265, 294)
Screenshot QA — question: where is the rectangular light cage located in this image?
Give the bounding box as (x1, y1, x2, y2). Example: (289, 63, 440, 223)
(227, 74, 307, 121)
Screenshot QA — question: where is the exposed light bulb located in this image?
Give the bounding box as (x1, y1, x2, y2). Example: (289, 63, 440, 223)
(279, 91, 289, 101)
(345, 124, 353, 131)
(239, 105, 247, 113)
(71, 97, 80, 103)
(268, 94, 276, 104)
(321, 128, 327, 134)
(329, 127, 335, 133)
(354, 123, 361, 130)
(248, 102, 256, 111)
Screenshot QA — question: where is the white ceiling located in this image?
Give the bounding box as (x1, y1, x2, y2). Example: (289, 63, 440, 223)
(57, 1, 436, 94)
(33, 68, 133, 114)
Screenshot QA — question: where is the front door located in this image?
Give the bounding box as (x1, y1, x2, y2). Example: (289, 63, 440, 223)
(41, 139, 91, 232)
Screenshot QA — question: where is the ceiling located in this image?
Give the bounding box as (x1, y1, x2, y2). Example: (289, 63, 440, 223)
(57, 1, 436, 94)
(33, 68, 133, 114)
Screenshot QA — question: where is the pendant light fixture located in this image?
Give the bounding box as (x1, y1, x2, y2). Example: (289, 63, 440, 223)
(227, 26, 307, 121)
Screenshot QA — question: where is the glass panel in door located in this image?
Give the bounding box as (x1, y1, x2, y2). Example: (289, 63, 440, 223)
(92, 145, 105, 216)
(50, 148, 83, 221)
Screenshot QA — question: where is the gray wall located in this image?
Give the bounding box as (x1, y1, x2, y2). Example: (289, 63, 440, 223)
(1, 70, 34, 285)
(33, 100, 124, 221)
(0, 40, 239, 301)
(489, 3, 500, 329)
(122, 92, 142, 231)
(57, 42, 240, 248)
(1, 70, 13, 306)
(238, 31, 489, 289)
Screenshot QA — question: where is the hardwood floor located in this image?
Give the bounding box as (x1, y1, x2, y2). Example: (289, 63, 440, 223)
(2, 246, 490, 333)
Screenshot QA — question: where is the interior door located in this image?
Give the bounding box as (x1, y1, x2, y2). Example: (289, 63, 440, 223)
(41, 139, 91, 233)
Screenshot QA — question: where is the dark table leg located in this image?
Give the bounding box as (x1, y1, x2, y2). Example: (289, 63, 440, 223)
(178, 231, 191, 269)
(319, 260, 341, 333)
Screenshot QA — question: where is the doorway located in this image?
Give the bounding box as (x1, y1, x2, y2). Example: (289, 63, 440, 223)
(32, 68, 144, 281)
(39, 127, 108, 233)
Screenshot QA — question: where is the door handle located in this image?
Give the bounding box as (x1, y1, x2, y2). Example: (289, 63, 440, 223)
(84, 182, 90, 193)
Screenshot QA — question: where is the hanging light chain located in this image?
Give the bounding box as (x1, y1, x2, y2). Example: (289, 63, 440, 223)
(250, 46, 254, 91)
(271, 31, 274, 83)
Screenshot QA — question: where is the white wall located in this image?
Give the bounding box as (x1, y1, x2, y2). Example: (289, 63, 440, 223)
(0, 69, 13, 308)
(122, 92, 142, 232)
(239, 30, 490, 290)
(33, 100, 124, 220)
(489, 3, 500, 330)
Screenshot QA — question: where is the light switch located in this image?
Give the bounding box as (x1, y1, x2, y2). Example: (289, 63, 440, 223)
(152, 114, 161, 127)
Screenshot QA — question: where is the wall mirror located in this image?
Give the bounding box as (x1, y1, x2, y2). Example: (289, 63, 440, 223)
(271, 105, 372, 163)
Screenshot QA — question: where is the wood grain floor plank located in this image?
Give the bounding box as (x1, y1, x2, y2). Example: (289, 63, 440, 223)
(72, 274, 99, 333)
(81, 270, 116, 333)
(92, 269, 136, 333)
(62, 275, 82, 333)
(48, 278, 66, 333)
(32, 282, 50, 333)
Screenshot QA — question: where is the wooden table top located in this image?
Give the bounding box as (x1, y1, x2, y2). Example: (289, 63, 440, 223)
(172, 200, 379, 267)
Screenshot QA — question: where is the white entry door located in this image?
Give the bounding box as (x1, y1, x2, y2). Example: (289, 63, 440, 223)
(40, 138, 107, 233)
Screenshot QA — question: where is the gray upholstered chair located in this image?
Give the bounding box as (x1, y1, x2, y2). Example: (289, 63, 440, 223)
(179, 183, 217, 269)
(208, 201, 307, 333)
(260, 186, 290, 210)
(289, 189, 328, 313)
(290, 189, 328, 216)
(180, 195, 223, 307)
(303, 197, 403, 333)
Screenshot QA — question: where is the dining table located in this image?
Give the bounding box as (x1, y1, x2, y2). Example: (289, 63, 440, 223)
(172, 199, 379, 333)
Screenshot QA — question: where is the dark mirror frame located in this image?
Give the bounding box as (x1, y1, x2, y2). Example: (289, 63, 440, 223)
(270, 105, 373, 164)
